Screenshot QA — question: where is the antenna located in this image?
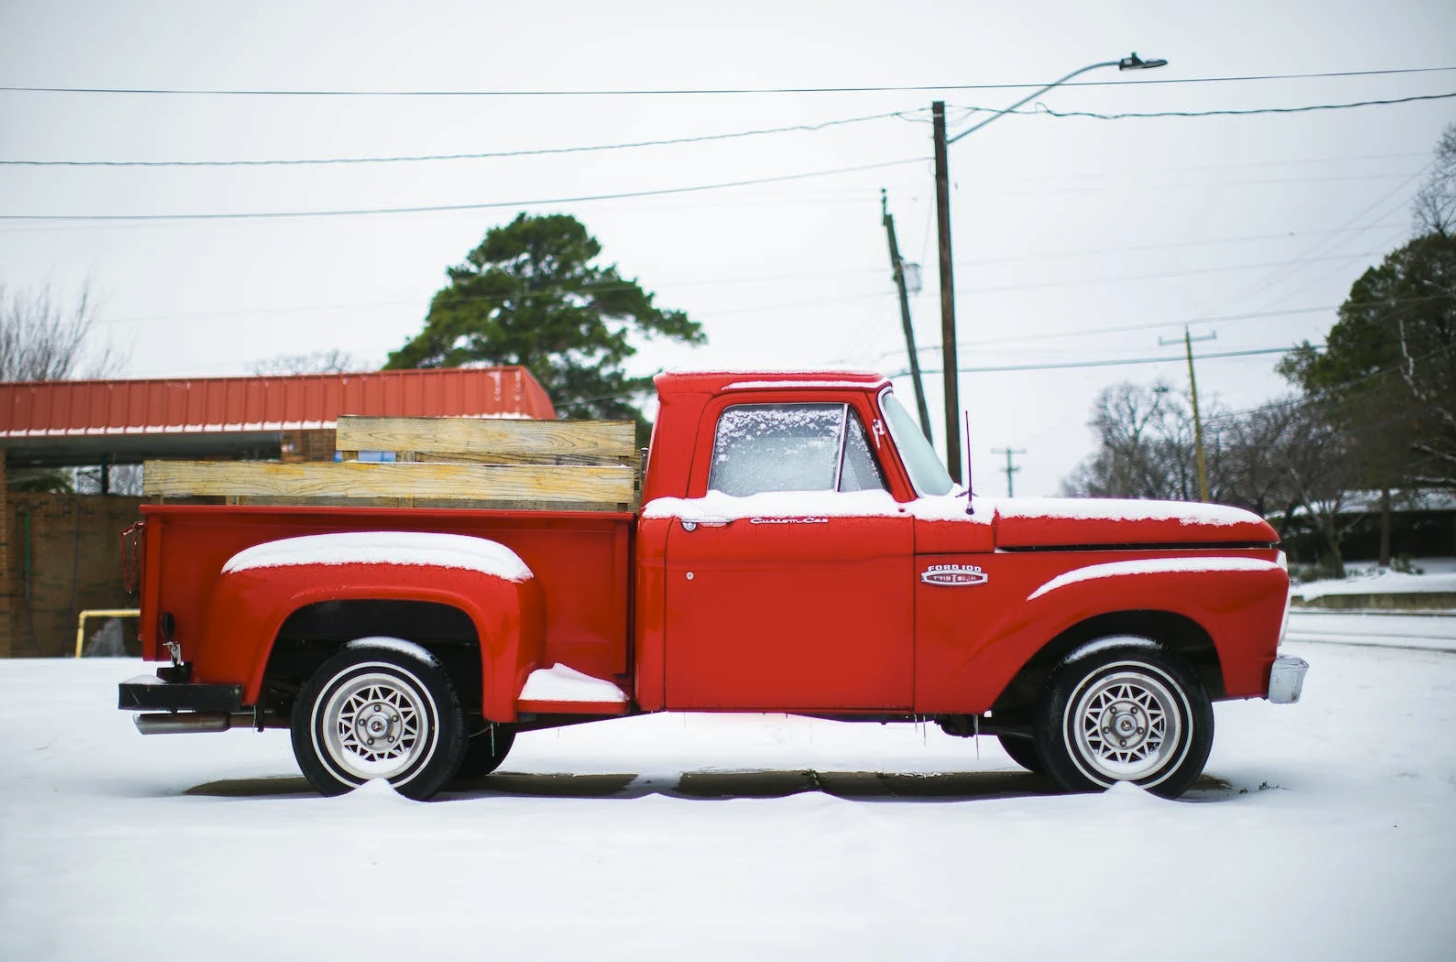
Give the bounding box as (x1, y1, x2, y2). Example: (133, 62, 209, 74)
(964, 410, 974, 516)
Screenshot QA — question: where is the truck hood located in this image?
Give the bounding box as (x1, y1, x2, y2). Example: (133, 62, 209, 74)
(987, 497, 1278, 549)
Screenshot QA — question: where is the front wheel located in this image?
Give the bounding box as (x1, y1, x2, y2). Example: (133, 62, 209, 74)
(1033, 639, 1213, 799)
(291, 639, 466, 801)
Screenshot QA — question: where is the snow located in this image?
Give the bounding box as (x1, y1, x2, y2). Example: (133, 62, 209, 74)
(5, 622, 1456, 961)
(643, 489, 905, 520)
(643, 489, 989, 525)
(1286, 611, 1456, 652)
(519, 664, 629, 703)
(991, 497, 1261, 527)
(1028, 557, 1279, 601)
(221, 531, 533, 582)
(721, 379, 890, 391)
(1293, 564, 1456, 600)
(343, 637, 437, 663)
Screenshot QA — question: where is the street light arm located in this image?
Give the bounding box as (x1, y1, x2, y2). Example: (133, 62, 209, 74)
(946, 54, 1162, 145)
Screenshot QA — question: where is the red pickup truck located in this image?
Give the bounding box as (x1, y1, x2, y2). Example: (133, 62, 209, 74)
(119, 370, 1306, 800)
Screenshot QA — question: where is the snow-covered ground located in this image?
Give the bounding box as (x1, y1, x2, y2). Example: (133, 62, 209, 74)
(4, 634, 1456, 961)
(1287, 610, 1456, 651)
(1293, 557, 1456, 601)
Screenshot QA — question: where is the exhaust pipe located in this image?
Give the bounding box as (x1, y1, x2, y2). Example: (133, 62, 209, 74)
(135, 711, 255, 735)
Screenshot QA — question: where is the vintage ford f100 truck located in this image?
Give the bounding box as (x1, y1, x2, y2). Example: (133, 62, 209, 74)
(118, 370, 1307, 799)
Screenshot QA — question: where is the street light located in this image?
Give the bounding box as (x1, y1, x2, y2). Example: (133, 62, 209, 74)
(933, 52, 1168, 483)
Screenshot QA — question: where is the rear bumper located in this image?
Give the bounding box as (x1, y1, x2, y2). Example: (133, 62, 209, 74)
(1267, 655, 1309, 705)
(118, 672, 243, 713)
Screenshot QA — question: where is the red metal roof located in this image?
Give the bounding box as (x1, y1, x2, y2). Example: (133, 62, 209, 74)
(0, 367, 554, 440)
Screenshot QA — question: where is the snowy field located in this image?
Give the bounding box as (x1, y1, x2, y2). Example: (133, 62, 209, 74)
(4, 632, 1456, 961)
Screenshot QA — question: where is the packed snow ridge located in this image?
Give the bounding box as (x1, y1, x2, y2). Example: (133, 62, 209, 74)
(519, 664, 628, 703)
(223, 532, 534, 582)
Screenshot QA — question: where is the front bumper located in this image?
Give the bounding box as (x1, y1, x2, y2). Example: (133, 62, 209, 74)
(1267, 655, 1309, 704)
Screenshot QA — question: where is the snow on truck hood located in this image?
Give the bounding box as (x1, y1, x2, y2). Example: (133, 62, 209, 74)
(986, 497, 1276, 548)
(643, 492, 1275, 547)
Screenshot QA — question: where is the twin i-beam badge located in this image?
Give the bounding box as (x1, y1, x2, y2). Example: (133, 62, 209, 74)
(920, 564, 988, 587)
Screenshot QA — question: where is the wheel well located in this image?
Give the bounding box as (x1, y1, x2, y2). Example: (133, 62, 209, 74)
(991, 610, 1225, 715)
(260, 600, 482, 717)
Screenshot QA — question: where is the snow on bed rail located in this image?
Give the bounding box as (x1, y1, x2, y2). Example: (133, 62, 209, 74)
(1027, 557, 1279, 600)
(222, 531, 533, 582)
(519, 664, 628, 703)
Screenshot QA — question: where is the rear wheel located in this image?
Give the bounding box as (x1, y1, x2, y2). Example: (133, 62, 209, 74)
(1033, 639, 1213, 799)
(291, 639, 466, 801)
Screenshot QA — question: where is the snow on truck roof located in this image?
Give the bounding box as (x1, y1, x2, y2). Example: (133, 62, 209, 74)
(654, 370, 891, 395)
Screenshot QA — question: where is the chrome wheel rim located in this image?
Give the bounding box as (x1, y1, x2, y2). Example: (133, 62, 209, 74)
(1066, 664, 1186, 785)
(316, 667, 436, 783)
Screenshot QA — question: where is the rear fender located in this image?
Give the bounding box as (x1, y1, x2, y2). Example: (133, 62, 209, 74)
(939, 558, 1288, 711)
(196, 534, 545, 722)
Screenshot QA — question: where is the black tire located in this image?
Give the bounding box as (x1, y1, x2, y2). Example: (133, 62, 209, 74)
(454, 724, 516, 780)
(291, 639, 466, 801)
(996, 734, 1045, 774)
(1033, 639, 1213, 799)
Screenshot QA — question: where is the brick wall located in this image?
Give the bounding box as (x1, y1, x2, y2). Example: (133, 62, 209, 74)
(1, 487, 144, 658)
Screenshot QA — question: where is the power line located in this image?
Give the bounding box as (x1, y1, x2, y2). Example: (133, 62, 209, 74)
(901, 345, 1311, 377)
(0, 156, 931, 222)
(0, 110, 920, 168)
(994, 90, 1456, 122)
(3, 66, 1452, 97)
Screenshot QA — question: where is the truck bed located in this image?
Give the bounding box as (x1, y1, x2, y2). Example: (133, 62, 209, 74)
(138, 504, 634, 686)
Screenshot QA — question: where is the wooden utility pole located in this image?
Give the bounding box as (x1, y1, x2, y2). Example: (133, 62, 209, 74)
(992, 447, 1025, 498)
(932, 102, 961, 482)
(881, 190, 931, 437)
(1160, 327, 1216, 502)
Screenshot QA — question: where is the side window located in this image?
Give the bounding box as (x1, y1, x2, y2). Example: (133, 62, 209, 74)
(708, 403, 888, 496)
(839, 412, 887, 492)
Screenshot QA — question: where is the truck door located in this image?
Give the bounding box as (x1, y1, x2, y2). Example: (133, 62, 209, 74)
(664, 401, 914, 710)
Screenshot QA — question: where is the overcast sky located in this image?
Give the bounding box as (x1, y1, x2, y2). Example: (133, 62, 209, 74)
(2, 0, 1454, 496)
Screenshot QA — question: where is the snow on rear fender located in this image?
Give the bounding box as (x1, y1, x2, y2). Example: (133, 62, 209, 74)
(202, 532, 545, 720)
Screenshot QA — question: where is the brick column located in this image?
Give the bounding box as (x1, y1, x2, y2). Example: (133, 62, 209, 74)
(0, 448, 11, 658)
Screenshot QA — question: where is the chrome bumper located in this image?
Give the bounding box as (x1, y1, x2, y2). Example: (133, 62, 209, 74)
(1268, 655, 1309, 704)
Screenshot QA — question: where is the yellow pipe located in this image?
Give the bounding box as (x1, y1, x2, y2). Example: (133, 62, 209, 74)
(75, 609, 141, 658)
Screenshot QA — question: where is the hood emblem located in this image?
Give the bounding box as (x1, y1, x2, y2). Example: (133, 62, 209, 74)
(921, 564, 988, 587)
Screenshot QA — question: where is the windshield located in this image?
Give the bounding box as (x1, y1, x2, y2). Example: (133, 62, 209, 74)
(879, 390, 955, 496)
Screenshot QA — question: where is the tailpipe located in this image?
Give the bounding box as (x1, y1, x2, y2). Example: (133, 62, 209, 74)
(134, 711, 255, 735)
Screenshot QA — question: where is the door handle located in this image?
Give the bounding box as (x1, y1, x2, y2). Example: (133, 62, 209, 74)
(680, 518, 732, 531)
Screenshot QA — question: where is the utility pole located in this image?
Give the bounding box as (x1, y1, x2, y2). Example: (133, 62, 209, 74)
(992, 447, 1025, 497)
(881, 189, 932, 437)
(929, 55, 1166, 486)
(1160, 327, 1217, 502)
(932, 101, 961, 482)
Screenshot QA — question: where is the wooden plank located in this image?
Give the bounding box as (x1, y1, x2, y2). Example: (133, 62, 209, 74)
(335, 417, 636, 465)
(143, 460, 636, 504)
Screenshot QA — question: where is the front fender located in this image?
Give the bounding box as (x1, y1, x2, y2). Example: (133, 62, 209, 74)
(194, 533, 545, 722)
(930, 557, 1287, 712)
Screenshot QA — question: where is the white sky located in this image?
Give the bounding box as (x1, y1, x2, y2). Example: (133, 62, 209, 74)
(2, 0, 1454, 496)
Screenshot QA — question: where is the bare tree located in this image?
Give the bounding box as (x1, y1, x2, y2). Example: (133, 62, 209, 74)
(0, 282, 119, 382)
(1413, 123, 1456, 237)
(1062, 380, 1226, 502)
